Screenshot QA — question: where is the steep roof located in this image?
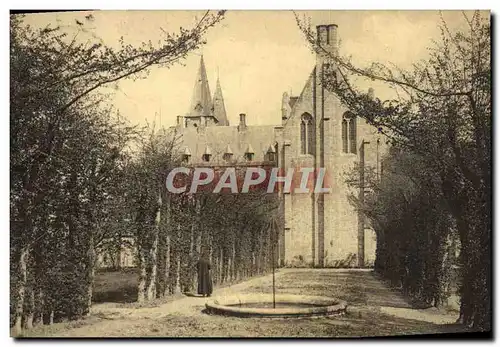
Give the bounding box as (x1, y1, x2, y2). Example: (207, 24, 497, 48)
(212, 77, 229, 126)
(187, 55, 213, 118)
(178, 124, 278, 165)
(283, 67, 316, 127)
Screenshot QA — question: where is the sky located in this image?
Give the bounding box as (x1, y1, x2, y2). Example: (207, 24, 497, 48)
(22, 10, 484, 128)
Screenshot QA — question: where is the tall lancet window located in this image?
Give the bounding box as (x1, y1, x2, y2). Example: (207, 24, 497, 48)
(300, 120, 307, 154)
(300, 113, 315, 155)
(342, 112, 357, 154)
(342, 119, 348, 153)
(349, 116, 357, 154)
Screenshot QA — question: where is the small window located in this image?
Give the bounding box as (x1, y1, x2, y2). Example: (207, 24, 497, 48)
(266, 144, 277, 162)
(182, 147, 192, 163)
(223, 145, 233, 162)
(244, 144, 254, 162)
(203, 145, 212, 162)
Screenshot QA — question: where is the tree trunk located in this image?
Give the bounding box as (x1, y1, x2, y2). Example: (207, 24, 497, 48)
(14, 247, 28, 335)
(163, 234, 171, 297)
(174, 252, 181, 294)
(189, 222, 196, 292)
(87, 261, 95, 313)
(213, 247, 219, 285)
(226, 252, 231, 283)
(137, 248, 147, 303)
(162, 195, 172, 296)
(23, 253, 35, 330)
(115, 234, 122, 271)
(36, 287, 44, 326)
(194, 228, 202, 288)
(252, 251, 256, 276)
(209, 235, 213, 264)
(219, 247, 224, 284)
(24, 288, 34, 329)
(232, 241, 236, 281)
(258, 235, 264, 274)
(86, 232, 95, 314)
(150, 192, 163, 300)
(146, 228, 158, 301)
(173, 224, 182, 294)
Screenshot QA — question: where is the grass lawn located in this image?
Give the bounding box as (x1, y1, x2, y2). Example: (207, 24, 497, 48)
(92, 267, 139, 303)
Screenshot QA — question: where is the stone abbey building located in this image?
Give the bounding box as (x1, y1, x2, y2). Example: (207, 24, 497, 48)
(173, 24, 386, 268)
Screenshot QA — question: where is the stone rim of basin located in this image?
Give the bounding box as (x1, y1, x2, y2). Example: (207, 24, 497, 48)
(205, 294, 347, 317)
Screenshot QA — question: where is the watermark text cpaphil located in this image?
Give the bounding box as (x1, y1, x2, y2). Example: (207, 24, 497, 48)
(165, 167, 331, 194)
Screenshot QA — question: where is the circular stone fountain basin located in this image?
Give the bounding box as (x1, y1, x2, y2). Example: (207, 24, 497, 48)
(205, 293, 347, 318)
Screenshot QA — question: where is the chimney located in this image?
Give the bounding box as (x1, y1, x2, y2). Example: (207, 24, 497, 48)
(281, 92, 290, 121)
(316, 24, 338, 65)
(177, 115, 184, 128)
(238, 113, 247, 131)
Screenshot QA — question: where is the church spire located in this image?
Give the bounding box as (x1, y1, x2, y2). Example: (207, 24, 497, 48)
(187, 55, 213, 119)
(212, 76, 229, 126)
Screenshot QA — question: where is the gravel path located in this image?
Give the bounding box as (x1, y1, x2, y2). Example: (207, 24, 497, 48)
(22, 269, 464, 337)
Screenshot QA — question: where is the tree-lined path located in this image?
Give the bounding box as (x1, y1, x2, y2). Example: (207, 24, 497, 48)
(11, 10, 490, 337)
(24, 269, 465, 337)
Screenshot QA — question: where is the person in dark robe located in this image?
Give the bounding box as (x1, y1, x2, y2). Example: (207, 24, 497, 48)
(196, 249, 213, 297)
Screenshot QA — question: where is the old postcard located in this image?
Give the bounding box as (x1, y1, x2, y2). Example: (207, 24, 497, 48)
(10, 9, 491, 338)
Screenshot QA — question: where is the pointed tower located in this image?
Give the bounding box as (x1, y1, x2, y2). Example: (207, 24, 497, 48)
(185, 55, 217, 128)
(212, 77, 229, 126)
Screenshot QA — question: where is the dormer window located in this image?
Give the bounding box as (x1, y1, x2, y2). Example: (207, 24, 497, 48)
(223, 145, 233, 162)
(182, 147, 191, 163)
(203, 145, 212, 162)
(266, 144, 276, 162)
(244, 144, 254, 162)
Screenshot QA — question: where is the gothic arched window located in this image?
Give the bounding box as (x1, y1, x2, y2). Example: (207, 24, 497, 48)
(349, 117, 357, 154)
(300, 119, 307, 154)
(342, 119, 348, 153)
(342, 112, 357, 154)
(300, 113, 315, 155)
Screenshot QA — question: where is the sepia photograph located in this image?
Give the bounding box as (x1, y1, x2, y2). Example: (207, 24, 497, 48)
(9, 9, 491, 338)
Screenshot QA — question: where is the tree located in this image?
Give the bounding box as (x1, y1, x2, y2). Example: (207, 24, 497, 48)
(10, 10, 225, 334)
(122, 142, 281, 301)
(347, 146, 459, 307)
(296, 11, 490, 330)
